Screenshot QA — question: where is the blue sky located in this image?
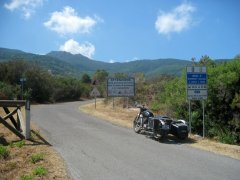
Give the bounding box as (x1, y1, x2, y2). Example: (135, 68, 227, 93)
(0, 0, 239, 62)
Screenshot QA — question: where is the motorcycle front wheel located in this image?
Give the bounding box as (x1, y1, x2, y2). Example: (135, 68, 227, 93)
(133, 117, 141, 133)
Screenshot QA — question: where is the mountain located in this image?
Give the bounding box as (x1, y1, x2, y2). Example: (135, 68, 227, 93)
(47, 51, 192, 76)
(0, 47, 196, 77)
(47, 51, 111, 73)
(0, 48, 81, 76)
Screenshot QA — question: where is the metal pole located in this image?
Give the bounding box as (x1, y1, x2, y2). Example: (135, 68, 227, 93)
(95, 96, 96, 109)
(189, 100, 191, 134)
(113, 97, 115, 109)
(203, 100, 205, 139)
(21, 81, 24, 100)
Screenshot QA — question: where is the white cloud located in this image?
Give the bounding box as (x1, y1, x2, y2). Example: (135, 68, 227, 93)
(59, 39, 95, 59)
(155, 2, 196, 35)
(44, 6, 97, 35)
(4, 0, 43, 19)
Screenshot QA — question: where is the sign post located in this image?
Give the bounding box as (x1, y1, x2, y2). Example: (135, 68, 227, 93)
(186, 66, 207, 137)
(20, 78, 26, 100)
(90, 87, 100, 109)
(188, 100, 191, 134)
(202, 100, 205, 138)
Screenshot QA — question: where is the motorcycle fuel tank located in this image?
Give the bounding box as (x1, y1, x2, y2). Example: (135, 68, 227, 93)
(142, 110, 154, 118)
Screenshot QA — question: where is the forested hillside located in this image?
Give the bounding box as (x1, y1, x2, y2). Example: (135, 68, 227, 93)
(0, 48, 81, 76)
(1, 47, 192, 77)
(47, 51, 191, 76)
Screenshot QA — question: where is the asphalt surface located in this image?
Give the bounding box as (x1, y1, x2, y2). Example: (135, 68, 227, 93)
(32, 101, 240, 180)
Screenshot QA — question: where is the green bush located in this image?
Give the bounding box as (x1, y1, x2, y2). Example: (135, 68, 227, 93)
(21, 175, 34, 180)
(30, 153, 44, 164)
(0, 82, 20, 100)
(208, 125, 237, 144)
(0, 145, 9, 159)
(10, 140, 25, 148)
(32, 166, 48, 176)
(13, 140, 25, 148)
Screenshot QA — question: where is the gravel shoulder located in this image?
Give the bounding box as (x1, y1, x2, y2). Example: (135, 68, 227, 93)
(0, 108, 69, 180)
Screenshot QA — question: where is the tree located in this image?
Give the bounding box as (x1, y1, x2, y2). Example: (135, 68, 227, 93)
(199, 55, 216, 67)
(0, 60, 30, 85)
(93, 69, 108, 83)
(81, 73, 91, 84)
(0, 82, 20, 100)
(25, 67, 53, 102)
(92, 69, 109, 97)
(114, 73, 128, 78)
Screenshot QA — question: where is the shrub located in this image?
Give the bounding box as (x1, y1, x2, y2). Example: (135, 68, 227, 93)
(0, 145, 9, 159)
(30, 153, 44, 164)
(32, 166, 47, 176)
(21, 175, 34, 180)
(10, 140, 25, 148)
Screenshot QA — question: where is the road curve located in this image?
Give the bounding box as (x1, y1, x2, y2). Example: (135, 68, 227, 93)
(32, 101, 240, 180)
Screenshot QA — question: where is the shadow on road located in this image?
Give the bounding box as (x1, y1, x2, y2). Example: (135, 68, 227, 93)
(146, 134, 197, 145)
(27, 130, 52, 146)
(0, 129, 51, 146)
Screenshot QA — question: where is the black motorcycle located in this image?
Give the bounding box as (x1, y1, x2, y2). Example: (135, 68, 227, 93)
(133, 105, 170, 139)
(133, 104, 189, 140)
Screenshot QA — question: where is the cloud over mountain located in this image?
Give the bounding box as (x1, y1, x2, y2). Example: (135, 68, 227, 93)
(59, 39, 95, 58)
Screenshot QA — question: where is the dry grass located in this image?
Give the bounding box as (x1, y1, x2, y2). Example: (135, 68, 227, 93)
(80, 99, 240, 160)
(190, 137, 240, 160)
(80, 99, 137, 128)
(0, 108, 69, 180)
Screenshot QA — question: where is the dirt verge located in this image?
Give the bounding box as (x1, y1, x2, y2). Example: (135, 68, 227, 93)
(0, 108, 69, 180)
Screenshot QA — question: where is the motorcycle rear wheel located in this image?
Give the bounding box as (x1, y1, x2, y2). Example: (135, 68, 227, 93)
(133, 117, 141, 133)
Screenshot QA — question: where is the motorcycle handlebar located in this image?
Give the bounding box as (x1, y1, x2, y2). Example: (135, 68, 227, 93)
(135, 104, 148, 112)
(136, 104, 145, 108)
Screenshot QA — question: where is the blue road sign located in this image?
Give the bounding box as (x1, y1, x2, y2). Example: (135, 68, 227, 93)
(187, 73, 207, 84)
(186, 66, 207, 100)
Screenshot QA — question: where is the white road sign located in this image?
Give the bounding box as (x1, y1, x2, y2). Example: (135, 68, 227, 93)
(186, 66, 207, 100)
(107, 78, 135, 97)
(90, 87, 100, 97)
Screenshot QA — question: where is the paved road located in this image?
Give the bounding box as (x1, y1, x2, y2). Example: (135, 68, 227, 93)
(32, 101, 240, 180)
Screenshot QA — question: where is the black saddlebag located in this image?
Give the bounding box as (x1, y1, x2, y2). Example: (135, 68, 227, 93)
(170, 122, 188, 139)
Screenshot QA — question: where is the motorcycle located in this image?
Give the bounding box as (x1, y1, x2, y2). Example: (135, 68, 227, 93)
(133, 104, 170, 139)
(133, 104, 189, 140)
